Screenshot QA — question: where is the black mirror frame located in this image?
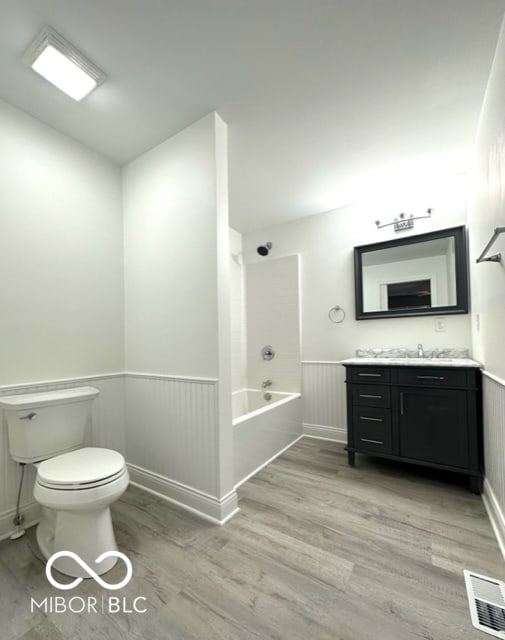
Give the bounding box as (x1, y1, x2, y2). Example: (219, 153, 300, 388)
(354, 225, 469, 320)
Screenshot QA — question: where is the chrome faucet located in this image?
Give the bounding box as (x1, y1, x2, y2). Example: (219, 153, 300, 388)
(261, 379, 272, 389)
(417, 343, 424, 358)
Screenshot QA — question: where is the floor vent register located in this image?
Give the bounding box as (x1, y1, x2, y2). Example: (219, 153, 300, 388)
(465, 570, 505, 638)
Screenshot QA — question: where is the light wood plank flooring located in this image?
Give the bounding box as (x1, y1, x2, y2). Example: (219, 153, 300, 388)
(1, 439, 503, 639)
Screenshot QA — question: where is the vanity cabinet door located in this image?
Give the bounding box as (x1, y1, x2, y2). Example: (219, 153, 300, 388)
(398, 387, 469, 468)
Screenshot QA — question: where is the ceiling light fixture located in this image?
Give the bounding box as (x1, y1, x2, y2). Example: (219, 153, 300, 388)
(22, 26, 105, 101)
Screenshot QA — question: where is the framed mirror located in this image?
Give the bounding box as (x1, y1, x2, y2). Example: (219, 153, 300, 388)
(354, 226, 468, 320)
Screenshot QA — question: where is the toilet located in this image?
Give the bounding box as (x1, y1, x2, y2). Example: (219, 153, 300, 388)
(0, 386, 129, 578)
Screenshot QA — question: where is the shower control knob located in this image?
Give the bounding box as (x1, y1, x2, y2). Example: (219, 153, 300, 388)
(261, 345, 275, 361)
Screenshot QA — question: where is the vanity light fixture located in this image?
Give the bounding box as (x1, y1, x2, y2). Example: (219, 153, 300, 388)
(22, 26, 105, 101)
(375, 208, 433, 232)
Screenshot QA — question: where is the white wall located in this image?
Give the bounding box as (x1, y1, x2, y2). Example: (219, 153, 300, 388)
(0, 98, 124, 384)
(123, 114, 221, 377)
(468, 15, 505, 555)
(0, 98, 125, 538)
(246, 255, 301, 393)
(243, 177, 471, 363)
(122, 113, 236, 519)
(468, 21, 505, 382)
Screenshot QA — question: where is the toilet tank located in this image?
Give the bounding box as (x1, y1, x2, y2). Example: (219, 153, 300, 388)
(0, 387, 100, 463)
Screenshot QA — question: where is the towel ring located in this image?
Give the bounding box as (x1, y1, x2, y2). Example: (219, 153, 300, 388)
(328, 305, 346, 324)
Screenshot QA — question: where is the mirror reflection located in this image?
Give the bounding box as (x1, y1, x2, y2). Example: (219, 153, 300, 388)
(362, 237, 456, 313)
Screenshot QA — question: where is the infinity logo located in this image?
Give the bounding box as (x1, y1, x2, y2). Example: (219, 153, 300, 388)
(46, 551, 133, 591)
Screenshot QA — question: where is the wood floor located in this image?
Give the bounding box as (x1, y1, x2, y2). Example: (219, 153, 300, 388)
(1, 439, 503, 639)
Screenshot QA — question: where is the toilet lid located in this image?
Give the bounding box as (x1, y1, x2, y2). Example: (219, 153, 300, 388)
(37, 447, 125, 487)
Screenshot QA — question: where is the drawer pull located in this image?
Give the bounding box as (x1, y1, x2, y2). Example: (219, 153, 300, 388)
(360, 416, 383, 422)
(360, 438, 384, 445)
(358, 373, 381, 377)
(416, 375, 445, 380)
(359, 394, 382, 399)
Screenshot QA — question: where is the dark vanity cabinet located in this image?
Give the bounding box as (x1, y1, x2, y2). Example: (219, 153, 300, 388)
(344, 364, 482, 493)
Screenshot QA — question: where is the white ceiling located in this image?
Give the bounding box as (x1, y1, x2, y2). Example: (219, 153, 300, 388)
(0, 0, 504, 232)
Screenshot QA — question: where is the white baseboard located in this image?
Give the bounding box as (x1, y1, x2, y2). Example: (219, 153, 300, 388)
(303, 423, 347, 443)
(482, 477, 505, 563)
(127, 464, 239, 526)
(0, 502, 41, 542)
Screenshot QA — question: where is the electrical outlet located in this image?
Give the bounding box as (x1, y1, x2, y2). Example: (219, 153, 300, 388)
(435, 317, 446, 332)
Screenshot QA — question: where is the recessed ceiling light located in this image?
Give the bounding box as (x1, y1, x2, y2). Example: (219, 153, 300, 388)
(23, 26, 105, 101)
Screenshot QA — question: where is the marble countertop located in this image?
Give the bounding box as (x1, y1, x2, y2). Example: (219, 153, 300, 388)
(341, 357, 481, 368)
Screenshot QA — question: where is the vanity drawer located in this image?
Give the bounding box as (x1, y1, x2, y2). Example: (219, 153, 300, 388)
(354, 407, 392, 454)
(398, 368, 467, 388)
(350, 367, 391, 384)
(352, 385, 391, 408)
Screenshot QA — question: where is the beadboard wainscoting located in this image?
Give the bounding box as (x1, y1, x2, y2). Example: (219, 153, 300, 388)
(0, 372, 238, 539)
(482, 371, 505, 560)
(124, 373, 238, 524)
(301, 362, 347, 442)
(0, 373, 125, 541)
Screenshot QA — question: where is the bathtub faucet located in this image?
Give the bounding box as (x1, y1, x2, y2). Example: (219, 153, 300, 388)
(261, 379, 273, 389)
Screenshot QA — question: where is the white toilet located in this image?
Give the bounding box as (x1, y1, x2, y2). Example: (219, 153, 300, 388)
(0, 386, 129, 578)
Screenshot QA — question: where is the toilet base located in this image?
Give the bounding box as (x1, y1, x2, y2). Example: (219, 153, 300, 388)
(37, 505, 119, 578)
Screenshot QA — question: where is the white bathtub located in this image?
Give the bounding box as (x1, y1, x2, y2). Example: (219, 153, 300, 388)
(232, 389, 302, 487)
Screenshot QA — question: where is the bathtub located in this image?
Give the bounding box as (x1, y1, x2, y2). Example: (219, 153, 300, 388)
(232, 389, 302, 487)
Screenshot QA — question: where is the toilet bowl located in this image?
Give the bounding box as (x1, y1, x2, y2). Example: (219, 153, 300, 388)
(0, 387, 128, 580)
(34, 447, 129, 577)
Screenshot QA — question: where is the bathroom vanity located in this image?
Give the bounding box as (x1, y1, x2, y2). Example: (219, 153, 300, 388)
(342, 357, 483, 493)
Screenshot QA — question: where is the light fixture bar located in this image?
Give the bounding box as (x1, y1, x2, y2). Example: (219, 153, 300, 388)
(22, 26, 105, 101)
(375, 208, 433, 232)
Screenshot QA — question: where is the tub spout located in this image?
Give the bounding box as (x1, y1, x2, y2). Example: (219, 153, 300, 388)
(261, 379, 272, 388)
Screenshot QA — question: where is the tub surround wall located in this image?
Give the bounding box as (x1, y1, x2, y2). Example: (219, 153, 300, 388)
(246, 255, 301, 393)
(468, 14, 505, 557)
(230, 228, 248, 392)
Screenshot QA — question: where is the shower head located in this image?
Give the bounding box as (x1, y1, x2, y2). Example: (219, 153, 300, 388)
(257, 242, 272, 256)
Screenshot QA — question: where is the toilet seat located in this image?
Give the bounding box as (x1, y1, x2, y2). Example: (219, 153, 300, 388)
(36, 447, 126, 491)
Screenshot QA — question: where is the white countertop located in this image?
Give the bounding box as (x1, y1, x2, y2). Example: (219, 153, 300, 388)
(341, 357, 481, 368)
